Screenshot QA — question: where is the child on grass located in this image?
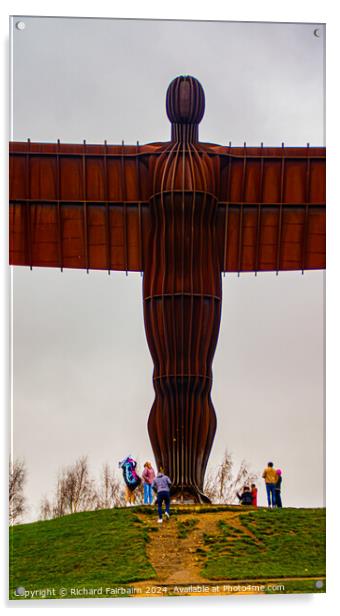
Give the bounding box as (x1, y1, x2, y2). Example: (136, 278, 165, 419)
(251, 483, 258, 507)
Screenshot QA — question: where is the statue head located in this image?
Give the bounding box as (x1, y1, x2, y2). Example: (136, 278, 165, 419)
(166, 76, 205, 141)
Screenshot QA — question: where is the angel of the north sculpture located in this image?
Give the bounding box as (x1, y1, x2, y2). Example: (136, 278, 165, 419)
(9, 75, 326, 503)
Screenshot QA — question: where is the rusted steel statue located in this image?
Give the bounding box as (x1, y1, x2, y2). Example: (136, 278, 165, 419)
(9, 76, 326, 502)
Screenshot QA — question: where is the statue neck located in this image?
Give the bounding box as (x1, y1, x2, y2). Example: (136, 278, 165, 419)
(171, 123, 199, 143)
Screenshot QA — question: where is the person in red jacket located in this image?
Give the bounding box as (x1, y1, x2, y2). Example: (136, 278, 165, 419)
(251, 483, 258, 507)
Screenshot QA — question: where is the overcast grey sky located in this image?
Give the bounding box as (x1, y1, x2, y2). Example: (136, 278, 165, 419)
(11, 17, 325, 520)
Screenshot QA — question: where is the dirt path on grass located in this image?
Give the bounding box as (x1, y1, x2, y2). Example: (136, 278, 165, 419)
(132, 508, 325, 597)
(135, 509, 259, 593)
(148, 510, 259, 584)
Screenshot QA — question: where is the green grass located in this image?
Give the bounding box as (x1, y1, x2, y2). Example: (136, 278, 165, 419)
(200, 508, 325, 582)
(177, 518, 199, 539)
(9, 508, 156, 600)
(9, 506, 326, 599)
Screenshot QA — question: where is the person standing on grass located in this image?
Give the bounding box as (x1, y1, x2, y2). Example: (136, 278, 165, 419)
(152, 467, 171, 523)
(275, 469, 283, 508)
(142, 461, 156, 505)
(262, 461, 277, 508)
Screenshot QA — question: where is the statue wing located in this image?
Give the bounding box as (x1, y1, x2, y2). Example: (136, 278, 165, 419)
(9, 141, 156, 273)
(215, 146, 325, 273)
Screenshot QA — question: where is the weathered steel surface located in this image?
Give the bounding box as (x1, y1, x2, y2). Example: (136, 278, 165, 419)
(9, 76, 326, 502)
(9, 141, 325, 273)
(9, 141, 154, 272)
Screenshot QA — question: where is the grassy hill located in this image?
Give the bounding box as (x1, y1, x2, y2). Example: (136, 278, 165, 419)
(9, 505, 325, 600)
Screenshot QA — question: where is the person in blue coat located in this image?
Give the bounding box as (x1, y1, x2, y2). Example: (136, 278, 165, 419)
(152, 467, 171, 523)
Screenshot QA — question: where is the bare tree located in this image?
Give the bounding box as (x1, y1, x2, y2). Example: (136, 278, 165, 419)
(63, 456, 96, 513)
(94, 463, 125, 509)
(39, 456, 97, 519)
(39, 495, 52, 521)
(204, 450, 257, 504)
(9, 458, 27, 525)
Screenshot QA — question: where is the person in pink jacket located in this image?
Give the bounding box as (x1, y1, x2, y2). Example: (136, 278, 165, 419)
(142, 461, 156, 504)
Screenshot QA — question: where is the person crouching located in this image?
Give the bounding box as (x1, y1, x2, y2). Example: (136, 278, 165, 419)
(236, 485, 253, 506)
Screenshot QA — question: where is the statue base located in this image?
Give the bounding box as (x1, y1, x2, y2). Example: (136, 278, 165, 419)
(170, 487, 211, 504)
